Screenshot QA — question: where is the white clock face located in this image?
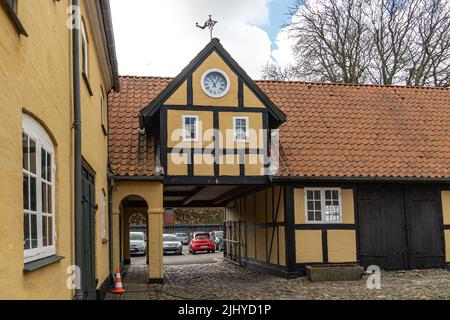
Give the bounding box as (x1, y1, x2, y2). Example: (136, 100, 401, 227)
(201, 69, 230, 98)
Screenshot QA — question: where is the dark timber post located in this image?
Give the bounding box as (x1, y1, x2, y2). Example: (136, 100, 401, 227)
(284, 185, 296, 275)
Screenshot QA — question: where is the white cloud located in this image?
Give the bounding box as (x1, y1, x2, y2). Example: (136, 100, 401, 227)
(110, 0, 274, 79)
(271, 26, 296, 66)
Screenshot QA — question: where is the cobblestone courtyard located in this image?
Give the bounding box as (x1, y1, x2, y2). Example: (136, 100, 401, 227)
(106, 260, 450, 300)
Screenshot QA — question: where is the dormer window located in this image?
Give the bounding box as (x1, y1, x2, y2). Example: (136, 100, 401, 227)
(183, 115, 199, 142)
(233, 117, 249, 142)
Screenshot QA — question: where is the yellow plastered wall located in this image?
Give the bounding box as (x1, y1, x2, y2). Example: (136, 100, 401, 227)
(0, 0, 111, 299)
(442, 191, 450, 262)
(244, 84, 265, 108)
(218, 112, 264, 149)
(445, 230, 450, 263)
(167, 153, 188, 176)
(192, 51, 239, 107)
(225, 187, 286, 266)
(296, 230, 323, 263)
(219, 154, 239, 176)
(165, 81, 187, 105)
(327, 230, 357, 263)
(167, 110, 214, 148)
(193, 153, 214, 176)
(79, 3, 113, 289)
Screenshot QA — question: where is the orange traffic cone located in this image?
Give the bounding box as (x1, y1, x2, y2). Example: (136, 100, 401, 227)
(112, 267, 126, 294)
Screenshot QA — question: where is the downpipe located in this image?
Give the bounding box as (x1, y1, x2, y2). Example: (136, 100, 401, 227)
(72, 0, 84, 301)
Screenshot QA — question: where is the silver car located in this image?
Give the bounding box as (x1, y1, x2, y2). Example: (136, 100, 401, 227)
(163, 234, 183, 255)
(175, 233, 189, 245)
(130, 232, 146, 255)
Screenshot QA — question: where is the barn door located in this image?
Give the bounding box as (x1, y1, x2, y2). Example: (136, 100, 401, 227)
(404, 186, 445, 269)
(357, 186, 408, 270)
(357, 185, 445, 270)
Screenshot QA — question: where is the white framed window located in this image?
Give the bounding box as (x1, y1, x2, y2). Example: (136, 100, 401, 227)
(182, 115, 199, 142)
(81, 21, 89, 76)
(304, 188, 342, 224)
(22, 114, 56, 263)
(233, 116, 249, 142)
(100, 189, 107, 241)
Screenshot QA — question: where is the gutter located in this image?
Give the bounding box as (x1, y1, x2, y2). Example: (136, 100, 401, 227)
(99, 0, 120, 91)
(270, 176, 450, 184)
(111, 175, 164, 182)
(72, 0, 84, 300)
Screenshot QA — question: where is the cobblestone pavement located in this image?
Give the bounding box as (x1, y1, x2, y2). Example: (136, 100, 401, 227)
(106, 261, 450, 300)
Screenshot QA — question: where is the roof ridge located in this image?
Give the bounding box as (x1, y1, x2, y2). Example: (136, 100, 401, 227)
(255, 80, 450, 91)
(119, 75, 448, 91)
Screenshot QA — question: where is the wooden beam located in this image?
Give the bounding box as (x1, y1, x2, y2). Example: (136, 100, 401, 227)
(182, 186, 207, 206)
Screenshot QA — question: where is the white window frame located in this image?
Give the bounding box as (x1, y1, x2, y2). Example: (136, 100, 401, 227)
(101, 189, 107, 241)
(81, 21, 89, 76)
(233, 116, 249, 143)
(182, 115, 199, 142)
(304, 188, 343, 224)
(100, 88, 107, 133)
(23, 114, 56, 263)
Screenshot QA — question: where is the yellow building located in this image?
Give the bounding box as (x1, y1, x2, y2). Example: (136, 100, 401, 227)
(109, 38, 450, 283)
(1, 0, 449, 299)
(0, 0, 118, 299)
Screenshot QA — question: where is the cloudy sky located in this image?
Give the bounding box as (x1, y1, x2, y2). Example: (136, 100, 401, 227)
(110, 0, 296, 79)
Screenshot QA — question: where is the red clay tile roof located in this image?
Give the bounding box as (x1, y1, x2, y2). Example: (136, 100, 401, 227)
(109, 76, 450, 179)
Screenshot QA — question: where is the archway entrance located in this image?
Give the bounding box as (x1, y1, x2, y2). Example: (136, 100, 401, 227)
(119, 196, 148, 267)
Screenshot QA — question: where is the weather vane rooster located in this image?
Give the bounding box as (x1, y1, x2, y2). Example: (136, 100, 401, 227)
(196, 15, 218, 40)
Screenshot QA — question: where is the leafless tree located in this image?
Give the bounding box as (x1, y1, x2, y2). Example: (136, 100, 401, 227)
(262, 0, 450, 87)
(261, 62, 300, 81)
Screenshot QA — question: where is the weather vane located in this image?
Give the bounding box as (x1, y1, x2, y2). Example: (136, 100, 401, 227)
(196, 15, 218, 40)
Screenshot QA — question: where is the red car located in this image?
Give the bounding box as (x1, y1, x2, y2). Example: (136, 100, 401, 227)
(189, 232, 216, 254)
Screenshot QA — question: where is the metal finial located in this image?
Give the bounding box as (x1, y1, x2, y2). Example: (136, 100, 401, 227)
(196, 15, 218, 40)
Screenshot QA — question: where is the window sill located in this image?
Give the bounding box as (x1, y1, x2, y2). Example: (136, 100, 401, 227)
(82, 72, 94, 96)
(1, 2, 28, 37)
(23, 255, 65, 273)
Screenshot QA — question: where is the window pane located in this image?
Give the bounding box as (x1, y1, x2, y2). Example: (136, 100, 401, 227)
(314, 190, 320, 199)
(47, 153, 52, 183)
(48, 217, 53, 246)
(313, 211, 320, 221)
(308, 211, 315, 221)
(42, 216, 47, 247)
(24, 213, 30, 250)
(314, 200, 321, 210)
(22, 133, 29, 170)
(47, 184, 52, 214)
(332, 190, 339, 199)
(307, 190, 313, 199)
(30, 177, 37, 212)
(307, 201, 314, 211)
(30, 214, 38, 249)
(23, 174, 29, 210)
(42, 183, 47, 213)
(325, 190, 331, 199)
(41, 149, 47, 181)
(29, 139, 37, 174)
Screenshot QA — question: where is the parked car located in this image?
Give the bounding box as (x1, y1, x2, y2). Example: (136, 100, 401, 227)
(163, 234, 183, 255)
(175, 233, 190, 245)
(189, 232, 215, 255)
(211, 231, 224, 251)
(129, 232, 146, 256)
